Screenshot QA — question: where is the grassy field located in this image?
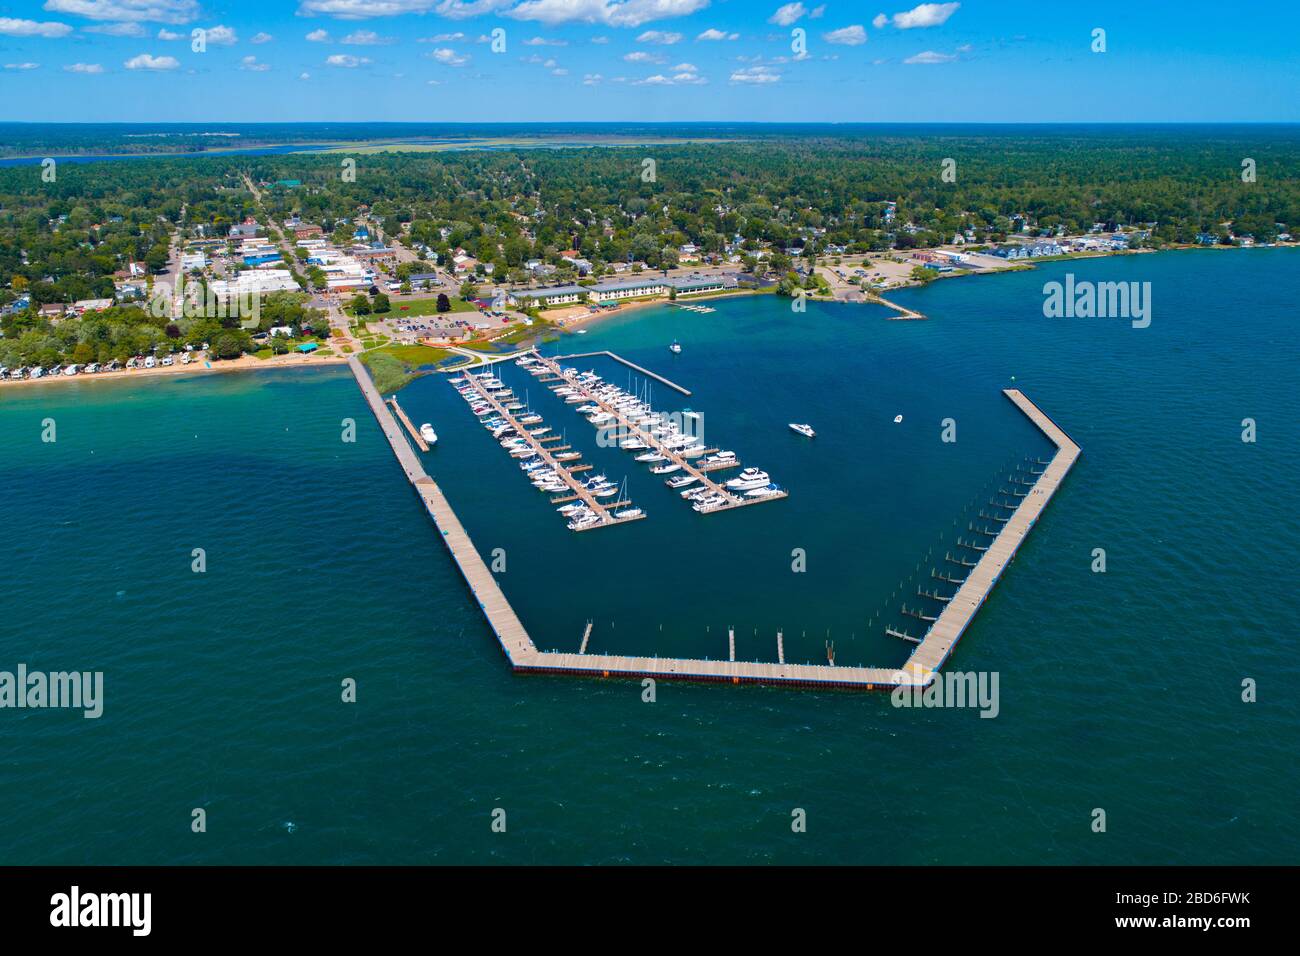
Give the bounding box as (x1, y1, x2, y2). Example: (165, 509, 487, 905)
(345, 295, 477, 319)
(358, 344, 451, 393)
(368, 343, 452, 366)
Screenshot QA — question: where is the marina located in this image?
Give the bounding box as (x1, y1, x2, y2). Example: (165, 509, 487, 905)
(452, 368, 645, 532)
(526, 353, 789, 516)
(358, 348, 1079, 690)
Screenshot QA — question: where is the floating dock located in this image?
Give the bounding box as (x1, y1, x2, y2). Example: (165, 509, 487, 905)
(387, 397, 428, 451)
(457, 370, 644, 532)
(354, 352, 1077, 691)
(533, 354, 787, 516)
(552, 350, 692, 396)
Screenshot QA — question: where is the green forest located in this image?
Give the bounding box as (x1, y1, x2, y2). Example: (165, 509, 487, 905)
(2, 126, 1298, 367)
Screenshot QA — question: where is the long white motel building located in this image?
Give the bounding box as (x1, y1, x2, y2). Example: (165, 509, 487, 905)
(529, 275, 731, 307)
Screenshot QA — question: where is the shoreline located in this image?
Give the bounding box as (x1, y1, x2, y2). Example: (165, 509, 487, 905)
(0, 351, 346, 391)
(8, 244, 1289, 392)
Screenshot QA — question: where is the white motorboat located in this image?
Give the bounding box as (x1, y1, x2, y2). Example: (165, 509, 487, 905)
(665, 474, 698, 489)
(613, 507, 643, 520)
(745, 483, 783, 498)
(650, 462, 681, 475)
(726, 468, 771, 491)
(788, 423, 816, 438)
(894, 414, 904, 423)
(669, 340, 682, 354)
(420, 424, 438, 445)
(701, 450, 736, 466)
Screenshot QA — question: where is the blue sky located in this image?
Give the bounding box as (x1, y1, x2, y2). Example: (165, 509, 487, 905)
(1, 0, 1298, 123)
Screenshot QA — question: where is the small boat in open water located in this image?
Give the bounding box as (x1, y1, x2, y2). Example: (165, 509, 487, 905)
(788, 423, 815, 438)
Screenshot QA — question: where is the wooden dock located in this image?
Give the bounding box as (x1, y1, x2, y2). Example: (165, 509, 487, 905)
(552, 350, 692, 396)
(387, 397, 428, 451)
(356, 353, 1077, 692)
(459, 371, 644, 532)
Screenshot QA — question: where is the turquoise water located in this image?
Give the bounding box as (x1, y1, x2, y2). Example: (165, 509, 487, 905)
(1, 249, 1297, 864)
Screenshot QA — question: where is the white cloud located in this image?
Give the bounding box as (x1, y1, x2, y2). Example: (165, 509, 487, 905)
(634, 68, 704, 85)
(342, 29, 394, 44)
(65, 61, 104, 72)
(890, 3, 960, 29)
(551, 66, 567, 74)
(767, 3, 806, 27)
(85, 21, 146, 36)
(325, 53, 370, 67)
(157, 27, 180, 39)
(428, 47, 470, 65)
(730, 64, 779, 84)
(306, 29, 331, 42)
(903, 49, 955, 63)
(872, 13, 888, 28)
(43, 1, 200, 24)
(250, 32, 273, 44)
(582, 72, 601, 84)
(421, 32, 466, 41)
(299, 71, 311, 79)
(504, 0, 709, 28)
(810, 3, 825, 16)
(823, 25, 866, 46)
(240, 55, 269, 71)
(670, 61, 696, 71)
(4, 62, 41, 70)
(622, 50, 662, 63)
(636, 30, 681, 44)
(0, 17, 73, 37)
(696, 28, 737, 41)
(124, 52, 179, 70)
(590, 35, 608, 43)
(523, 35, 566, 45)
(203, 24, 237, 45)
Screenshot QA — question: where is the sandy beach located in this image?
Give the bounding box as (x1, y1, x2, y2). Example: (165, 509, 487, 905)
(0, 349, 347, 391)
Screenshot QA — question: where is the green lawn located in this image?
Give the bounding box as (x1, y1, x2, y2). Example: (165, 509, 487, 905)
(346, 295, 478, 319)
(369, 343, 452, 365)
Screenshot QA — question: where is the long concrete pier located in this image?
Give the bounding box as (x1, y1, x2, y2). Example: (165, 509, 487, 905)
(900, 388, 1081, 676)
(349, 357, 536, 666)
(354, 351, 1077, 691)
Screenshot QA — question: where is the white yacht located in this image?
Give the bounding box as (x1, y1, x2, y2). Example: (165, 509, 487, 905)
(650, 462, 681, 475)
(420, 424, 438, 445)
(701, 450, 736, 466)
(894, 414, 904, 424)
(614, 507, 643, 520)
(665, 474, 698, 489)
(746, 483, 783, 498)
(726, 468, 771, 491)
(789, 423, 816, 438)
(669, 340, 682, 354)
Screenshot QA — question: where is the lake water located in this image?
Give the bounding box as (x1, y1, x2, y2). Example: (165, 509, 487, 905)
(1, 248, 1296, 864)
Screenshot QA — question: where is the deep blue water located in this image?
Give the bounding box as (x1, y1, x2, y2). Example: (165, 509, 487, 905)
(1, 248, 1297, 864)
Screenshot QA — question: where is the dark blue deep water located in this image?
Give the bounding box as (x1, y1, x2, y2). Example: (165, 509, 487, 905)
(1, 249, 1296, 864)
